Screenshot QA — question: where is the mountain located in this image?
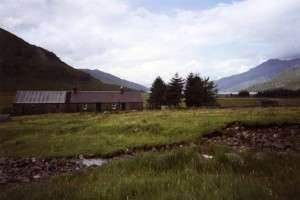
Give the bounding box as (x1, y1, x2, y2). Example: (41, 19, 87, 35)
(80, 69, 149, 91)
(248, 65, 300, 91)
(215, 58, 300, 92)
(0, 28, 122, 92)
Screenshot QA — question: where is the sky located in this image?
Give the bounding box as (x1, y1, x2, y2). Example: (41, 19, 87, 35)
(1, 0, 300, 87)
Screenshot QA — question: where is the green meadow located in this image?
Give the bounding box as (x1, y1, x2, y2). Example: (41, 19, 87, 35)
(0, 107, 300, 199)
(1, 107, 299, 158)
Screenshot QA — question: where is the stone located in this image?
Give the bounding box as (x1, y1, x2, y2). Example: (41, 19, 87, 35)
(202, 154, 213, 159)
(125, 149, 133, 155)
(152, 147, 158, 152)
(242, 131, 250, 139)
(271, 143, 284, 150)
(79, 155, 84, 160)
(32, 166, 42, 171)
(33, 175, 40, 179)
(225, 153, 245, 165)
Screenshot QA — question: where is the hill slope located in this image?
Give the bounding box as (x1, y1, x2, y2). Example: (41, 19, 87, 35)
(248, 65, 300, 91)
(215, 58, 300, 92)
(80, 69, 149, 91)
(0, 28, 121, 92)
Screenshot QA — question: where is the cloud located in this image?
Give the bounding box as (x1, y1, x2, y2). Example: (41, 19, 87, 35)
(1, 0, 300, 85)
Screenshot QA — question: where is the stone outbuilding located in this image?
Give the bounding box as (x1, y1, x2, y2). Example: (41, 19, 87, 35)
(69, 90, 143, 112)
(13, 90, 143, 115)
(13, 91, 68, 115)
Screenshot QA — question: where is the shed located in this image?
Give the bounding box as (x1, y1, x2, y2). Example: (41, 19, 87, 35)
(13, 91, 67, 115)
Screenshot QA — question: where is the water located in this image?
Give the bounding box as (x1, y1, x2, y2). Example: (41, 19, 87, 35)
(82, 158, 107, 167)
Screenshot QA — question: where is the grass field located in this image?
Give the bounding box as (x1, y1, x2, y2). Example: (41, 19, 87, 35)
(1, 107, 300, 158)
(1, 94, 300, 199)
(1, 147, 299, 200)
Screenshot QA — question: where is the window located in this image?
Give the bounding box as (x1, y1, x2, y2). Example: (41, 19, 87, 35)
(82, 104, 88, 111)
(31, 104, 36, 110)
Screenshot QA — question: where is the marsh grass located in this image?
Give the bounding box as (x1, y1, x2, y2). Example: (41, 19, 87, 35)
(1, 146, 299, 200)
(1, 107, 299, 158)
(1, 107, 299, 199)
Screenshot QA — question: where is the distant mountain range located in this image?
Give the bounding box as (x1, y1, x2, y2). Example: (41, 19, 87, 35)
(248, 65, 300, 91)
(80, 69, 149, 91)
(0, 28, 147, 92)
(215, 58, 300, 92)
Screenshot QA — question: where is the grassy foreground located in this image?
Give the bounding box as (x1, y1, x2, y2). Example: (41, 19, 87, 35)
(1, 146, 300, 199)
(0, 107, 300, 199)
(1, 107, 300, 158)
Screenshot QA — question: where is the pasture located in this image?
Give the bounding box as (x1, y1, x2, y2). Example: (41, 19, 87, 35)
(0, 92, 300, 199)
(1, 107, 299, 158)
(0, 107, 300, 199)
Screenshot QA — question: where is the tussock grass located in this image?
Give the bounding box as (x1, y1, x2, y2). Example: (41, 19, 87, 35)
(1, 107, 299, 158)
(1, 107, 299, 199)
(1, 146, 299, 199)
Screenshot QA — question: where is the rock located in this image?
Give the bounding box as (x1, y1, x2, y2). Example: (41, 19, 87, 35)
(242, 131, 250, 139)
(125, 149, 133, 155)
(79, 155, 84, 160)
(225, 153, 245, 165)
(33, 175, 40, 179)
(271, 143, 284, 150)
(152, 147, 158, 152)
(202, 154, 213, 159)
(32, 166, 42, 171)
(263, 141, 271, 148)
(22, 178, 30, 183)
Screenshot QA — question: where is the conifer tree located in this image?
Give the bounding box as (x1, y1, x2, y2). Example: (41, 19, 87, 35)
(184, 73, 218, 107)
(165, 73, 184, 107)
(148, 76, 167, 108)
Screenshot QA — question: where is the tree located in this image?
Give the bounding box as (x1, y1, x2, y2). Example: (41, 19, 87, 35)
(185, 73, 203, 107)
(165, 73, 185, 107)
(184, 73, 218, 107)
(202, 77, 218, 103)
(148, 76, 167, 108)
(238, 90, 250, 97)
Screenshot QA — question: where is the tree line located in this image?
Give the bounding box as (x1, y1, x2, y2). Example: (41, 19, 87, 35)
(148, 73, 218, 108)
(256, 89, 300, 98)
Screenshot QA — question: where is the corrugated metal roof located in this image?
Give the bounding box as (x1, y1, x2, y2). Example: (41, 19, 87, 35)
(14, 91, 67, 104)
(70, 91, 142, 103)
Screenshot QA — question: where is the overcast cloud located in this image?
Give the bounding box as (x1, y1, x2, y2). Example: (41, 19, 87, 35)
(1, 0, 300, 86)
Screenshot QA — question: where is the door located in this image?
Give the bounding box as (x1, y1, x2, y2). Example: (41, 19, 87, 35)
(121, 103, 126, 111)
(96, 103, 102, 112)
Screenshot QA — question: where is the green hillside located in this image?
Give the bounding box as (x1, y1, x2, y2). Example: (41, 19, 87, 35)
(0, 28, 121, 92)
(249, 65, 300, 91)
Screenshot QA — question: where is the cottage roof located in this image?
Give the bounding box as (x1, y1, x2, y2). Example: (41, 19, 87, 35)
(70, 91, 142, 103)
(14, 91, 67, 104)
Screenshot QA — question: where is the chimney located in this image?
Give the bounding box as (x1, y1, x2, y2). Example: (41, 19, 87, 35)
(120, 86, 124, 94)
(73, 88, 78, 94)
